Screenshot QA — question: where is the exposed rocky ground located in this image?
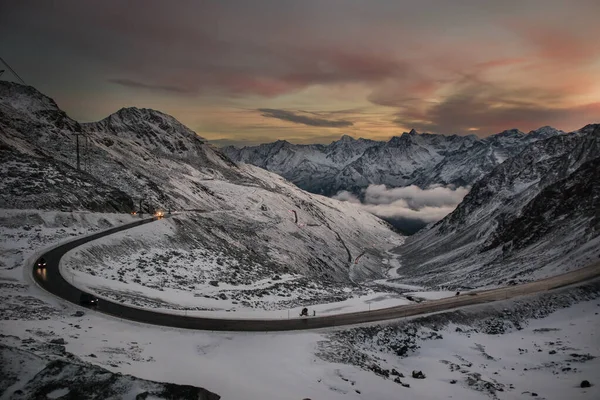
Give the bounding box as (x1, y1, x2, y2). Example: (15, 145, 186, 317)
(0, 345, 220, 400)
(0, 145, 134, 212)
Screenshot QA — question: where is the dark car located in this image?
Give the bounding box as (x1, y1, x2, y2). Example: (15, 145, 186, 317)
(36, 258, 47, 269)
(79, 293, 99, 307)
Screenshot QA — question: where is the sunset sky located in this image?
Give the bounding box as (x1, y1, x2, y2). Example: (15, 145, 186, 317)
(2, 0, 599, 146)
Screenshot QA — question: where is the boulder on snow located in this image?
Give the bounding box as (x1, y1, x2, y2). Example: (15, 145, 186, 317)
(369, 364, 390, 378)
(50, 338, 66, 345)
(580, 380, 591, 388)
(394, 376, 410, 387)
(391, 369, 404, 377)
(412, 370, 426, 379)
(209, 280, 219, 287)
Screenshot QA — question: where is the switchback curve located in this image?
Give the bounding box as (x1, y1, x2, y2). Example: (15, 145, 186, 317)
(32, 217, 600, 332)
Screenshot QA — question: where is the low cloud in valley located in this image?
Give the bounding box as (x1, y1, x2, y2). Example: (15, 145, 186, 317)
(333, 184, 469, 233)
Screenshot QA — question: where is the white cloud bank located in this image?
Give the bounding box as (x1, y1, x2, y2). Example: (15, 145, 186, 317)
(333, 184, 469, 223)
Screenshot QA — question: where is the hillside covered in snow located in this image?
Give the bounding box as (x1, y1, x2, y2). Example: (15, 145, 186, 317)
(0, 82, 402, 296)
(223, 127, 563, 196)
(394, 124, 600, 287)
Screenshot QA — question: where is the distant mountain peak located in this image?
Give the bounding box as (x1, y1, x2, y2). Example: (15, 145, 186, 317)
(528, 126, 563, 139)
(224, 124, 568, 196)
(494, 128, 525, 137)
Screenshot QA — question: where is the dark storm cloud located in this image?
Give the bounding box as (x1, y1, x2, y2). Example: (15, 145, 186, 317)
(258, 109, 353, 127)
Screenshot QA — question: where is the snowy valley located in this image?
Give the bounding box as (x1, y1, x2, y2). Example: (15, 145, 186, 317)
(1, 81, 599, 400)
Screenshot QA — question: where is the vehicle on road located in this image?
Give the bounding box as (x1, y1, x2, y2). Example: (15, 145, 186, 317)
(35, 258, 47, 270)
(79, 293, 99, 307)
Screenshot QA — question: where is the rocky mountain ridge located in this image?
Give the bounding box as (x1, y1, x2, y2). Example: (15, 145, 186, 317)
(394, 124, 600, 287)
(223, 126, 564, 196)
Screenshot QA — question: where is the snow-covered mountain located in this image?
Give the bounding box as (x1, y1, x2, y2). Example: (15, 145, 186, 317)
(394, 124, 600, 287)
(0, 81, 401, 285)
(0, 83, 134, 212)
(223, 127, 564, 196)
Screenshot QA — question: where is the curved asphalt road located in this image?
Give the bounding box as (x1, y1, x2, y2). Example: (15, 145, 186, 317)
(33, 217, 600, 332)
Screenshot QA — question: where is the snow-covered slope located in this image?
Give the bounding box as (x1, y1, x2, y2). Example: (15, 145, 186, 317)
(0, 82, 401, 288)
(0, 83, 134, 212)
(222, 136, 380, 195)
(2, 209, 599, 400)
(394, 124, 600, 287)
(223, 128, 564, 196)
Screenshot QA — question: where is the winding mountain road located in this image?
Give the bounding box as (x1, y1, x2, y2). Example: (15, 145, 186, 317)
(33, 217, 600, 332)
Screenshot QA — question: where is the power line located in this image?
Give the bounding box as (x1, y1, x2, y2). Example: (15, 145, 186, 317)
(0, 56, 26, 85)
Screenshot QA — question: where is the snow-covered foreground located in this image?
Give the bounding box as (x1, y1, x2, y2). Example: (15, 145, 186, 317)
(3, 271, 599, 399)
(0, 210, 137, 280)
(2, 210, 599, 399)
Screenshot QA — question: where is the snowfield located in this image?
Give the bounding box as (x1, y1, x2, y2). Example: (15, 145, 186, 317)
(2, 211, 599, 399)
(0, 210, 137, 281)
(58, 184, 409, 316)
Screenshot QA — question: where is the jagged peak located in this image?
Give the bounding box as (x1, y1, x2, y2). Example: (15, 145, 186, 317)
(530, 125, 556, 132)
(527, 125, 563, 139)
(338, 134, 355, 142)
(492, 128, 525, 138)
(387, 135, 407, 145)
(269, 139, 293, 151)
(408, 128, 418, 135)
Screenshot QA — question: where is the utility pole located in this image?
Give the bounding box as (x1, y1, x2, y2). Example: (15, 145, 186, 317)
(84, 135, 89, 172)
(76, 134, 80, 170)
(72, 133, 87, 171)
